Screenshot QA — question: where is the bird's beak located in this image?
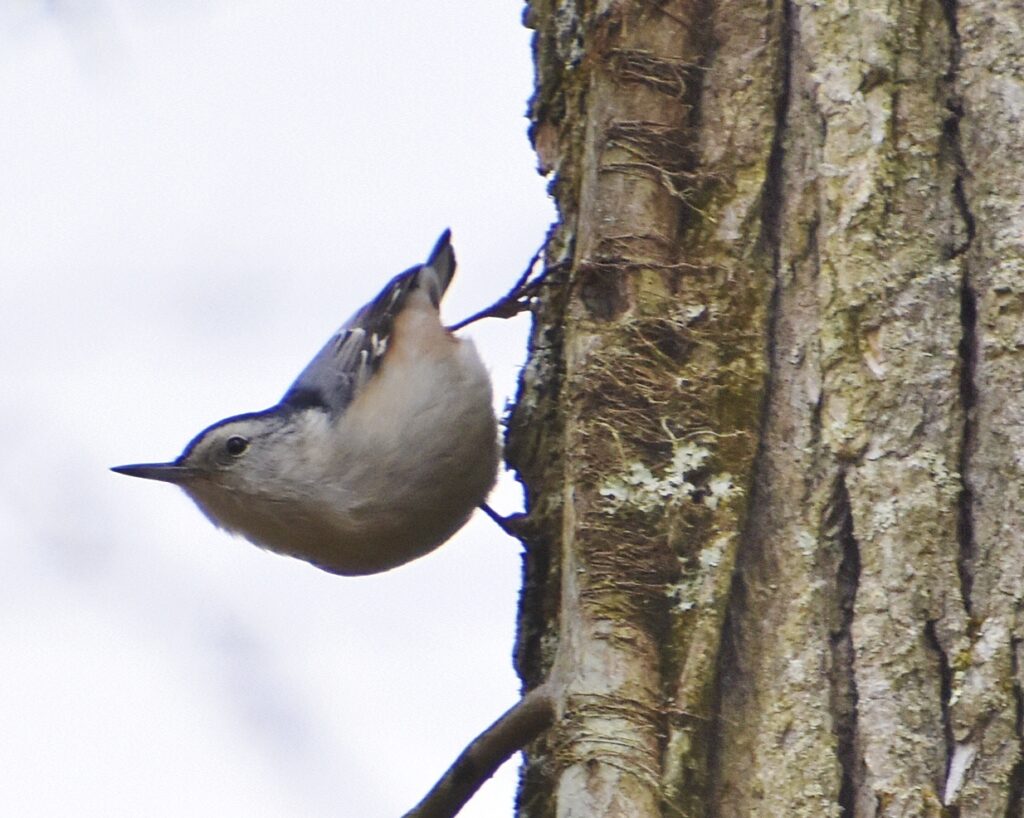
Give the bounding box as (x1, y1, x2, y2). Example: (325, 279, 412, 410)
(111, 462, 197, 484)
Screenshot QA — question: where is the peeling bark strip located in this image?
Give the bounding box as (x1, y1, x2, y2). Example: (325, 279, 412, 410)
(511, 0, 1024, 816)
(513, 0, 774, 813)
(530, 1, 719, 814)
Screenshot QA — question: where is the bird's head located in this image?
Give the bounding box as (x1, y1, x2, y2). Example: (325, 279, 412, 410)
(112, 408, 308, 494)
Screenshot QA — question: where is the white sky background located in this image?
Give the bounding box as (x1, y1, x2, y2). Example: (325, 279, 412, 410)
(0, 2, 553, 816)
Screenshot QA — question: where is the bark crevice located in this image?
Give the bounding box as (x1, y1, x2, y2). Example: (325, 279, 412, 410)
(939, 0, 979, 618)
(1006, 639, 1024, 818)
(706, 0, 795, 812)
(955, 273, 977, 615)
(826, 474, 861, 818)
(925, 618, 958, 815)
(759, 0, 793, 259)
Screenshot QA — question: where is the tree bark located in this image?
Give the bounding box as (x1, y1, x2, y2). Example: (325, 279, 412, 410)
(507, 1, 1024, 816)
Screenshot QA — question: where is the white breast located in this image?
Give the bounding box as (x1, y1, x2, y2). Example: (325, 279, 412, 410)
(206, 292, 500, 575)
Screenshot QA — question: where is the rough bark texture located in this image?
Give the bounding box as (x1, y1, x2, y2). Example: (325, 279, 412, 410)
(508, 0, 1024, 816)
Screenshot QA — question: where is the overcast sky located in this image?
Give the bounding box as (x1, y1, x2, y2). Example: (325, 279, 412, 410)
(0, 2, 553, 816)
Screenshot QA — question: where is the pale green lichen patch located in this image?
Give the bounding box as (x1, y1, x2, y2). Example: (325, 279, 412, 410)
(598, 438, 740, 515)
(667, 535, 730, 614)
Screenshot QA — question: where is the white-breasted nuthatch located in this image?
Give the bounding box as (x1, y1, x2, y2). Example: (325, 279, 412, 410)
(113, 231, 499, 576)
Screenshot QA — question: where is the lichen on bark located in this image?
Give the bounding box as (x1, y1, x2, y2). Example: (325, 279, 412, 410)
(510, 0, 773, 814)
(508, 0, 1024, 816)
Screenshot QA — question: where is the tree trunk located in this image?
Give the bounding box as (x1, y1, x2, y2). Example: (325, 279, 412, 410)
(507, 1, 1024, 816)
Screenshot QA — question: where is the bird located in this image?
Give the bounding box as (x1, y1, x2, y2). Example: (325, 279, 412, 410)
(112, 231, 499, 576)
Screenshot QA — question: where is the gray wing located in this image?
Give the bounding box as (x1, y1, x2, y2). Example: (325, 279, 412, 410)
(280, 230, 456, 416)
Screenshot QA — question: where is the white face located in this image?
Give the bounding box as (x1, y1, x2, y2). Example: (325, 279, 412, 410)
(115, 404, 333, 498)
(178, 419, 261, 476)
(182, 406, 355, 511)
(112, 409, 281, 484)
(170, 411, 305, 535)
(113, 405, 347, 561)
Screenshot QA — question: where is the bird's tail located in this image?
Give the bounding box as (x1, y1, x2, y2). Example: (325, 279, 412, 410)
(418, 229, 456, 307)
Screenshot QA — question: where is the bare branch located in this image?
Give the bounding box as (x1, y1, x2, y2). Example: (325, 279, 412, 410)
(402, 683, 556, 818)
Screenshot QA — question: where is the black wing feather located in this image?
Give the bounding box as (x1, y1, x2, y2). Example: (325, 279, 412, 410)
(280, 230, 455, 416)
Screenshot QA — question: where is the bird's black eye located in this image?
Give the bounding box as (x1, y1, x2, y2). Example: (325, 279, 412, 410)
(225, 436, 249, 456)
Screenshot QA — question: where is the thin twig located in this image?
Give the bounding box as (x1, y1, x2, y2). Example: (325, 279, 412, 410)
(402, 683, 556, 818)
